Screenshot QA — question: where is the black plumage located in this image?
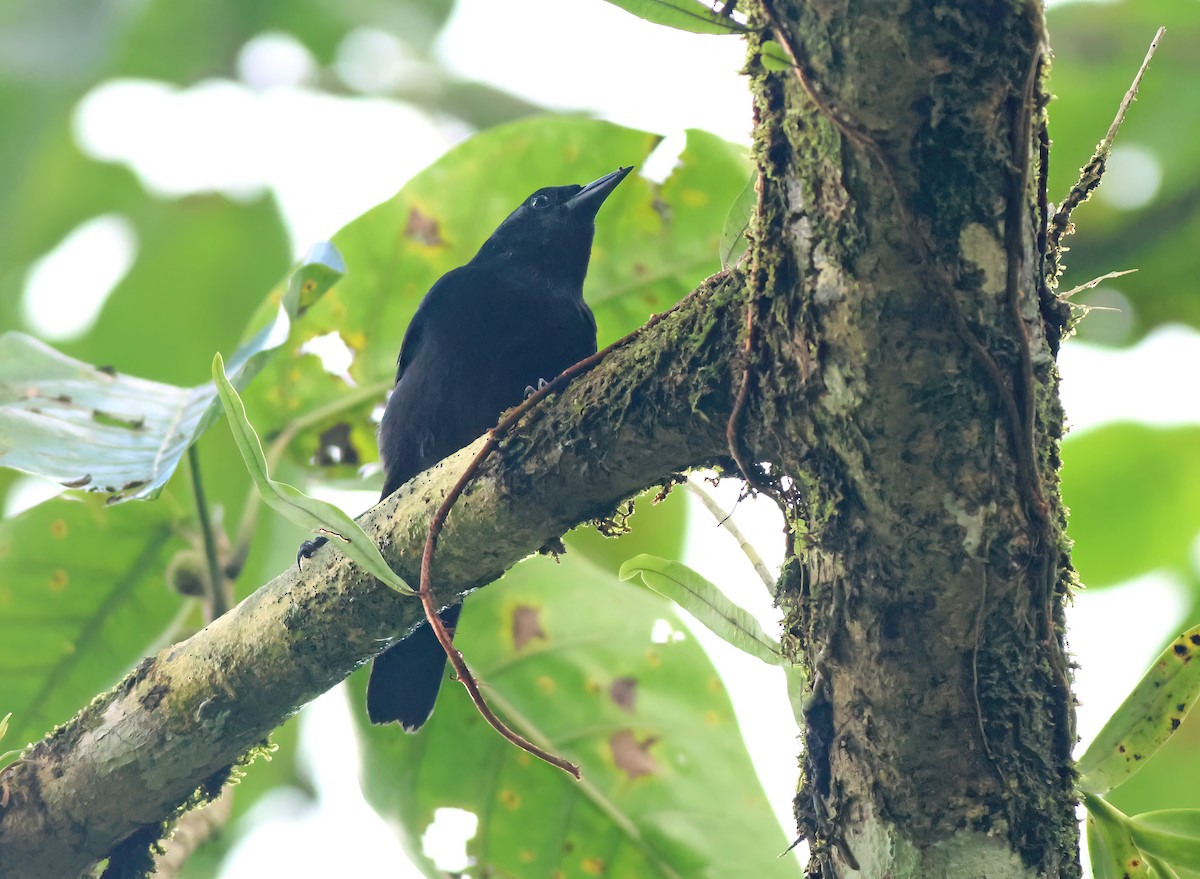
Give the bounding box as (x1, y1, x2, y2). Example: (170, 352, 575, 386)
(305, 165, 631, 730)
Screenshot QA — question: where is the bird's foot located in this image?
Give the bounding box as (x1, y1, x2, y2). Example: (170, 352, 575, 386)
(296, 535, 329, 571)
(523, 378, 549, 399)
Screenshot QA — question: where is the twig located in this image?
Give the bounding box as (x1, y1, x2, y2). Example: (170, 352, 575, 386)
(685, 478, 775, 592)
(1059, 269, 1137, 299)
(187, 446, 229, 619)
(418, 283, 717, 778)
(1046, 27, 1166, 280)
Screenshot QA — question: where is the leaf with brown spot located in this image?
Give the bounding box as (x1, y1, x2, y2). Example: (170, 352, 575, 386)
(405, 206, 445, 246)
(1079, 623, 1200, 795)
(610, 729, 659, 780)
(609, 676, 637, 713)
(512, 604, 546, 650)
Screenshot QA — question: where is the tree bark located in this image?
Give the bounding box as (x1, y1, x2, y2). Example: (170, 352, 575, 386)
(747, 1, 1078, 875)
(0, 1, 1082, 876)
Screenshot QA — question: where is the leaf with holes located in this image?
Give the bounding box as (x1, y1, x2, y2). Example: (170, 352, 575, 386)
(601, 0, 746, 35)
(0, 244, 343, 504)
(1077, 624, 1200, 795)
(354, 550, 801, 879)
(212, 353, 412, 596)
(620, 553, 785, 666)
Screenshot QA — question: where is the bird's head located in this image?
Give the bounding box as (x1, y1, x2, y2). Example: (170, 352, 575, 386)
(475, 166, 633, 282)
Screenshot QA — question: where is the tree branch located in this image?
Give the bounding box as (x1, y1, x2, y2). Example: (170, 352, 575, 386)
(0, 271, 752, 877)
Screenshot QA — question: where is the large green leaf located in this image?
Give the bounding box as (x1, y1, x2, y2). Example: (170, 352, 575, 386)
(245, 117, 750, 483)
(0, 248, 343, 503)
(1061, 425, 1200, 589)
(354, 551, 801, 879)
(0, 493, 187, 749)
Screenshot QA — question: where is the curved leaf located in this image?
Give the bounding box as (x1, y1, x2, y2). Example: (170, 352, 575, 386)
(211, 353, 412, 596)
(1078, 624, 1200, 795)
(619, 553, 784, 666)
(719, 171, 756, 268)
(1084, 792, 1150, 879)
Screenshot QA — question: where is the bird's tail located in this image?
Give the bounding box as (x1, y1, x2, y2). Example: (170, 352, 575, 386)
(366, 603, 463, 731)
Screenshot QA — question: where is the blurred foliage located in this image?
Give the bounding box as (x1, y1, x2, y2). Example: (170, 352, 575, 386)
(0, 0, 1197, 875)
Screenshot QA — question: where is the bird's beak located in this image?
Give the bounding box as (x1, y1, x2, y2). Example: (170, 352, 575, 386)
(566, 166, 634, 214)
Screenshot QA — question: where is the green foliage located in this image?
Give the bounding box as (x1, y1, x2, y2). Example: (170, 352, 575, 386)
(212, 351, 413, 595)
(1085, 793, 1200, 879)
(0, 493, 188, 750)
(0, 0, 1196, 874)
(719, 172, 757, 268)
(0, 249, 343, 503)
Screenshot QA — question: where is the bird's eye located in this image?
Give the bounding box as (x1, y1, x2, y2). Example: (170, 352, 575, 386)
(529, 194, 552, 209)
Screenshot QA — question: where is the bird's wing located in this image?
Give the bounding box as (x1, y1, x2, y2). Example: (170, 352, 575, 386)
(394, 265, 482, 383)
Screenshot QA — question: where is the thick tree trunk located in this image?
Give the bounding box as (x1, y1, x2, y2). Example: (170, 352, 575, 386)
(744, 1, 1079, 876)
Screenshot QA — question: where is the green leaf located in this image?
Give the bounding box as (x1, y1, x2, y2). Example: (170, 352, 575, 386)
(0, 493, 188, 748)
(1078, 625, 1200, 795)
(355, 552, 802, 879)
(1129, 811, 1200, 869)
(719, 171, 756, 268)
(760, 40, 792, 72)
(0, 247, 343, 504)
(1062, 425, 1200, 589)
(619, 553, 785, 666)
(1084, 792, 1151, 879)
(211, 353, 412, 596)
(601, 0, 746, 35)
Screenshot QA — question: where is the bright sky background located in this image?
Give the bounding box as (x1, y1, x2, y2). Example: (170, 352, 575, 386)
(11, 0, 1198, 875)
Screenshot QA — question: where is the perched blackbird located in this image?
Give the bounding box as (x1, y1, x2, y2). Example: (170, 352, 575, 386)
(301, 165, 632, 730)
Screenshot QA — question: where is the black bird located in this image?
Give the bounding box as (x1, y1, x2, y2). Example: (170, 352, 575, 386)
(301, 165, 632, 730)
